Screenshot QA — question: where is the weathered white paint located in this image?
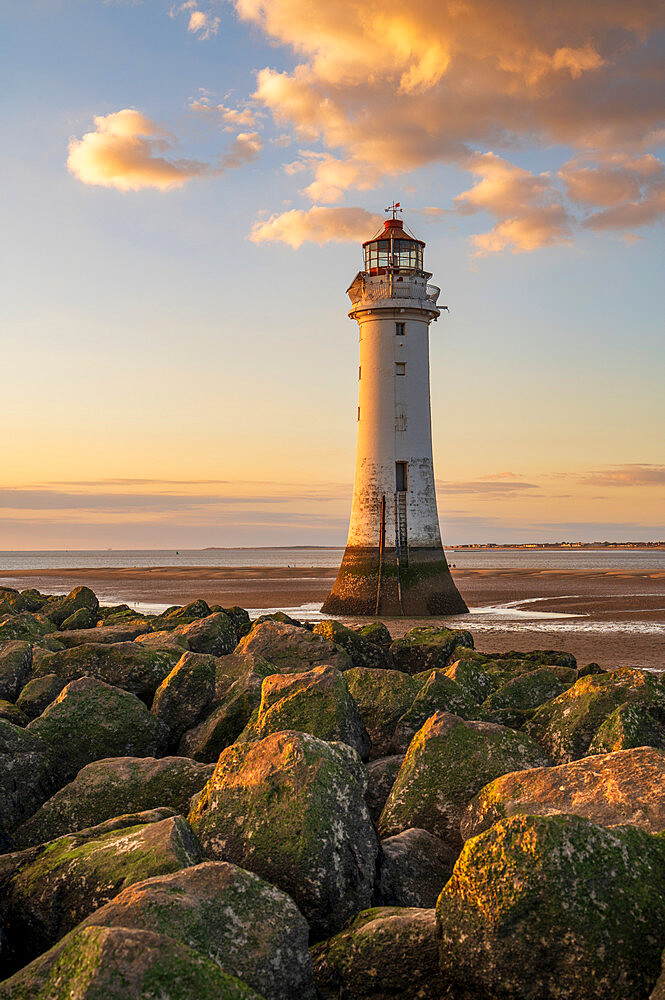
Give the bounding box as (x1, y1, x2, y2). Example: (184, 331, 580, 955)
(345, 269, 443, 552)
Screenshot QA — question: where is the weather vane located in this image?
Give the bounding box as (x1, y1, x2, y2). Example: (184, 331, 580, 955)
(385, 201, 402, 220)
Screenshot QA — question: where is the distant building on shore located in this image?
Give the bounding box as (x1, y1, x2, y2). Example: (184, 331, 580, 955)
(322, 208, 468, 617)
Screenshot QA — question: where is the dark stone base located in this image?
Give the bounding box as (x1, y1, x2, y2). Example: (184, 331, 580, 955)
(321, 546, 468, 617)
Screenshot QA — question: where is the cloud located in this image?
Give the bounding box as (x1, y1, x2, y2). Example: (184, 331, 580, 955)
(436, 477, 540, 495)
(67, 109, 210, 191)
(582, 465, 665, 487)
(560, 152, 665, 231)
(250, 206, 383, 248)
(454, 153, 572, 253)
(171, 2, 220, 39)
(220, 131, 262, 168)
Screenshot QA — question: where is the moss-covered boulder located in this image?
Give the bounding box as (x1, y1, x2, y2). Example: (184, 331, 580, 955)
(27, 678, 168, 783)
(238, 666, 371, 760)
(0, 925, 263, 1000)
(392, 670, 479, 752)
(355, 621, 392, 647)
(188, 730, 379, 939)
(0, 813, 202, 973)
(81, 861, 315, 1000)
(0, 701, 27, 726)
(59, 606, 97, 631)
(42, 586, 99, 628)
(152, 600, 213, 630)
(34, 642, 180, 703)
(312, 620, 391, 669)
(366, 755, 404, 822)
(437, 813, 665, 1000)
(588, 701, 665, 754)
(0, 721, 55, 832)
(0, 642, 32, 702)
(378, 828, 455, 908)
(311, 906, 445, 1000)
(14, 674, 65, 720)
(525, 667, 665, 763)
(482, 664, 577, 713)
(58, 621, 154, 646)
(134, 628, 190, 654)
(178, 659, 276, 763)
(235, 620, 351, 673)
(462, 746, 665, 841)
(444, 656, 495, 704)
(151, 651, 217, 747)
(345, 668, 420, 759)
(14, 756, 214, 848)
(379, 711, 549, 848)
(174, 611, 237, 656)
(0, 588, 46, 614)
(0, 613, 57, 644)
(390, 627, 474, 676)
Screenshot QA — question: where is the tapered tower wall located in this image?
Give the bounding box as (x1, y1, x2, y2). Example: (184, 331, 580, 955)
(322, 220, 467, 617)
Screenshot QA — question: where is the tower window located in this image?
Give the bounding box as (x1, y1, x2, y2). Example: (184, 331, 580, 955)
(396, 461, 408, 492)
(358, 366, 362, 380)
(396, 322, 405, 336)
(395, 362, 406, 376)
(358, 406, 361, 421)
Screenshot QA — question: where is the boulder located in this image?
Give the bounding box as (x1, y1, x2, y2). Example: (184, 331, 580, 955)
(390, 627, 474, 676)
(57, 621, 154, 646)
(175, 612, 238, 656)
(27, 678, 168, 783)
(81, 862, 316, 1000)
(525, 667, 665, 763)
(188, 730, 379, 939)
(42, 586, 99, 628)
(14, 674, 65, 720)
(14, 756, 214, 848)
(0, 642, 32, 702)
(134, 628, 190, 653)
(482, 664, 577, 713)
(462, 746, 665, 841)
(445, 656, 495, 704)
(588, 701, 665, 753)
(378, 828, 455, 908)
(355, 621, 392, 647)
(0, 701, 27, 727)
(152, 599, 212, 629)
(236, 620, 352, 673)
(0, 925, 263, 1000)
(34, 642, 180, 703)
(0, 613, 57, 643)
(59, 606, 97, 630)
(345, 668, 420, 758)
(0, 588, 46, 613)
(379, 711, 549, 848)
(151, 652, 217, 746)
(437, 813, 665, 1000)
(311, 907, 445, 1000)
(312, 620, 391, 669)
(179, 659, 275, 763)
(0, 813, 202, 973)
(366, 755, 404, 822)
(392, 670, 479, 752)
(0, 721, 55, 832)
(238, 666, 371, 761)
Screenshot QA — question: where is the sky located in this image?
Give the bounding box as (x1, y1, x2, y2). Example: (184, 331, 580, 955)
(1, 0, 664, 548)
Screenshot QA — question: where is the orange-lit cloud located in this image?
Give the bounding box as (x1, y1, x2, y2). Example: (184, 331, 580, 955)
(250, 206, 383, 248)
(171, 1, 220, 39)
(67, 109, 210, 191)
(583, 465, 665, 486)
(68, 110, 262, 192)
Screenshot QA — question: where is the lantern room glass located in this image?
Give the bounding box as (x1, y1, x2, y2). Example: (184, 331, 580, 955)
(364, 239, 423, 272)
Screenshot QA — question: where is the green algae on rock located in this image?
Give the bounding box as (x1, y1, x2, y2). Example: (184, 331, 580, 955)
(0, 925, 264, 1000)
(345, 667, 420, 759)
(0, 721, 55, 832)
(482, 665, 577, 713)
(14, 756, 214, 848)
(312, 620, 391, 669)
(0, 701, 28, 727)
(392, 670, 479, 752)
(42, 587, 99, 629)
(444, 656, 495, 705)
(237, 665, 371, 761)
(525, 667, 665, 763)
(390, 627, 474, 676)
(0, 642, 32, 703)
(80, 861, 315, 1000)
(355, 621, 392, 647)
(235, 620, 352, 673)
(188, 730, 379, 940)
(379, 711, 549, 847)
(15, 674, 66, 720)
(34, 642, 180, 704)
(27, 677, 168, 783)
(151, 652, 217, 747)
(311, 906, 446, 1000)
(0, 814, 202, 974)
(588, 701, 665, 754)
(437, 813, 665, 1000)
(462, 746, 665, 842)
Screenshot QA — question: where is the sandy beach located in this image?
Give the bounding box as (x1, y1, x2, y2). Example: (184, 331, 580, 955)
(1, 565, 663, 671)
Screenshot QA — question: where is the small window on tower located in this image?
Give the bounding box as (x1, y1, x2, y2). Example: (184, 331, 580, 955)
(358, 406, 361, 421)
(396, 461, 408, 492)
(358, 366, 362, 380)
(395, 362, 406, 376)
(396, 322, 405, 336)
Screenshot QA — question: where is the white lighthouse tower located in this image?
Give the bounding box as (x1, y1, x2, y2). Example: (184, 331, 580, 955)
(322, 208, 468, 616)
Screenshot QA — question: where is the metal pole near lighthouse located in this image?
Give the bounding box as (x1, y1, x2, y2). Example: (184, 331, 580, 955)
(322, 208, 468, 617)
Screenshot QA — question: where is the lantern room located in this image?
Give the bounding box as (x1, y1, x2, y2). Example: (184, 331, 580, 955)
(363, 217, 425, 275)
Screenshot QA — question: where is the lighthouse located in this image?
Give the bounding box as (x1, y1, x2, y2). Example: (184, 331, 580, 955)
(322, 208, 468, 617)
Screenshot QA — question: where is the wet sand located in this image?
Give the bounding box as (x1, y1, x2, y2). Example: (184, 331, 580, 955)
(1, 565, 664, 671)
